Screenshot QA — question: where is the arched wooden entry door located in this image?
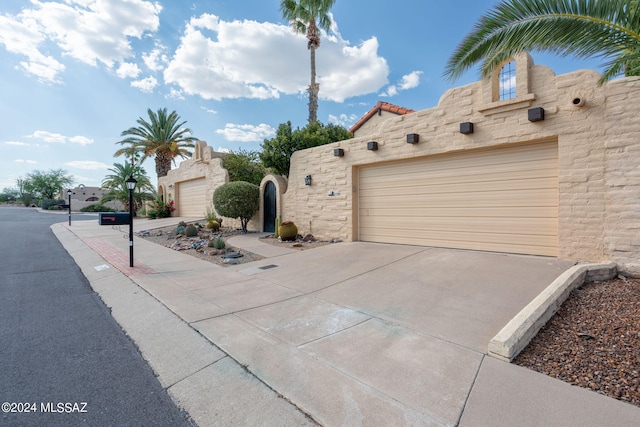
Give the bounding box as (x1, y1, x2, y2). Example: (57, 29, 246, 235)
(263, 181, 277, 232)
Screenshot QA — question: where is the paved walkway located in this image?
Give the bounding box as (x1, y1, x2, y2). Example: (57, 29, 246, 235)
(52, 217, 640, 426)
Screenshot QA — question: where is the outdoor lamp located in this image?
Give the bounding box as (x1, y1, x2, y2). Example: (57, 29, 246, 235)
(125, 176, 137, 267)
(305, 175, 312, 186)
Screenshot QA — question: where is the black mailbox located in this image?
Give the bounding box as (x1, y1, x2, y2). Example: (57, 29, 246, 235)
(98, 212, 130, 225)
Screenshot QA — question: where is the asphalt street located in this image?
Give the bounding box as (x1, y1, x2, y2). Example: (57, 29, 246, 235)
(0, 207, 194, 426)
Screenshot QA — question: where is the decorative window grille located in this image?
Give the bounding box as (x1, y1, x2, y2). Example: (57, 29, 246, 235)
(499, 61, 517, 100)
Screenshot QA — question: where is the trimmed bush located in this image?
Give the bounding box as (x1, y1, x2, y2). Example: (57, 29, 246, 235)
(41, 199, 65, 210)
(212, 181, 259, 233)
(80, 203, 116, 212)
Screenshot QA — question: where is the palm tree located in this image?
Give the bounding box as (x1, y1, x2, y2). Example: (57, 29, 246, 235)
(115, 108, 198, 180)
(280, 0, 336, 123)
(444, 0, 640, 83)
(101, 162, 155, 212)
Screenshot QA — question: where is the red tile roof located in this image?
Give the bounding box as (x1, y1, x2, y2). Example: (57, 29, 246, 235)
(349, 101, 415, 134)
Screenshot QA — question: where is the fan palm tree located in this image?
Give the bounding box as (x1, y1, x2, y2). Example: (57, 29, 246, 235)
(444, 0, 640, 83)
(101, 162, 155, 212)
(280, 0, 336, 123)
(114, 108, 198, 180)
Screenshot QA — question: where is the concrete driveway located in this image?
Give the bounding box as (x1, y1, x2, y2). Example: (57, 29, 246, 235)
(193, 242, 576, 426)
(55, 220, 640, 426)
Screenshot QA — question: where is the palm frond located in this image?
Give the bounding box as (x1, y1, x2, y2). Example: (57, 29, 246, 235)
(445, 0, 640, 82)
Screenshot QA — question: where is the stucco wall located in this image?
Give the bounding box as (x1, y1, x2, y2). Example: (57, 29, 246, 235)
(158, 141, 259, 231)
(282, 53, 640, 274)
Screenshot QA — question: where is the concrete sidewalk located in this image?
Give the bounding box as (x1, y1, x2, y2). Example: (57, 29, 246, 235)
(52, 217, 640, 426)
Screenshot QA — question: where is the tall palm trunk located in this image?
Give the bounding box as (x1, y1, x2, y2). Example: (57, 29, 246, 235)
(307, 19, 320, 123)
(155, 151, 172, 178)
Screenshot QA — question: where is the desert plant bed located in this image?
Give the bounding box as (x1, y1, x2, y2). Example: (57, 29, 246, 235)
(515, 277, 640, 407)
(138, 224, 329, 267)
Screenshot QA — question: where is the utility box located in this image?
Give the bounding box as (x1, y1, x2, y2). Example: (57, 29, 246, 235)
(98, 212, 130, 225)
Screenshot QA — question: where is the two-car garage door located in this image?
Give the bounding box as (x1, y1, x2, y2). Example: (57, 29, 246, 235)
(358, 142, 558, 256)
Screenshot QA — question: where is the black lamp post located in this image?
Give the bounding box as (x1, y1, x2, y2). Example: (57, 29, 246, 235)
(125, 175, 137, 267)
(67, 189, 72, 226)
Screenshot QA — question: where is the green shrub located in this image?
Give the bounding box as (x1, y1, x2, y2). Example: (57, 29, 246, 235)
(208, 237, 225, 249)
(41, 199, 65, 210)
(147, 198, 174, 219)
(212, 181, 259, 233)
(185, 224, 198, 237)
(80, 204, 116, 212)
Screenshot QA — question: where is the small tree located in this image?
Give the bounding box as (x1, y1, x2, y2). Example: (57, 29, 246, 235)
(223, 149, 268, 185)
(212, 181, 260, 233)
(261, 121, 352, 176)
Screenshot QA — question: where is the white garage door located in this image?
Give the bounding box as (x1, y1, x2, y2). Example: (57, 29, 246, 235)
(178, 178, 207, 218)
(358, 142, 558, 256)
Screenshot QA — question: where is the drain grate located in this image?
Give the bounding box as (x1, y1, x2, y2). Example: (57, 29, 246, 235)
(258, 264, 278, 270)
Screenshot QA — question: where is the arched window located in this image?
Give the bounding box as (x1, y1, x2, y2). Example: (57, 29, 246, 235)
(499, 61, 517, 100)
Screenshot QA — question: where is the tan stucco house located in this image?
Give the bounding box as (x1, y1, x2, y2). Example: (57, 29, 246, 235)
(261, 53, 640, 276)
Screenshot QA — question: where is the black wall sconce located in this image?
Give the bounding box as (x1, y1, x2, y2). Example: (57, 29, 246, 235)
(367, 141, 378, 151)
(334, 148, 344, 157)
(305, 175, 312, 186)
(460, 122, 474, 134)
(406, 133, 419, 144)
(528, 107, 545, 122)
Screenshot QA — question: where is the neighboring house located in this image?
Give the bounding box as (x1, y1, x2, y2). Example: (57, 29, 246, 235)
(63, 185, 123, 211)
(349, 101, 415, 137)
(261, 52, 640, 276)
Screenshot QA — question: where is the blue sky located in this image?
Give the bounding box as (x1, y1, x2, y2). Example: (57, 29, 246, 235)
(0, 0, 602, 191)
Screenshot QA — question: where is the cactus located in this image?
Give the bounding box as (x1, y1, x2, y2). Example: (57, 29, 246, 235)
(278, 221, 298, 241)
(185, 224, 198, 237)
(208, 236, 225, 249)
(274, 216, 281, 239)
(206, 220, 220, 231)
(175, 225, 186, 235)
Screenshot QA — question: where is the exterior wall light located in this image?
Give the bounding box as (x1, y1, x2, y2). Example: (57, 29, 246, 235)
(406, 133, 419, 144)
(528, 107, 545, 122)
(367, 141, 378, 151)
(305, 175, 312, 186)
(460, 122, 474, 134)
(334, 148, 344, 157)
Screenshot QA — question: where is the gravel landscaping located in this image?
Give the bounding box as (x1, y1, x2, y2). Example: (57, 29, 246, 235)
(515, 277, 640, 407)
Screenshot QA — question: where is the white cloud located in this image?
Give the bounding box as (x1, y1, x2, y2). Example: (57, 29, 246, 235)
(131, 75, 158, 92)
(142, 43, 168, 71)
(15, 159, 37, 164)
(201, 106, 218, 115)
(380, 70, 423, 97)
(215, 123, 276, 142)
(5, 141, 29, 146)
(65, 160, 110, 170)
(164, 13, 389, 102)
(69, 136, 94, 146)
(0, 0, 161, 83)
(117, 62, 141, 79)
(27, 131, 93, 145)
(29, 130, 66, 143)
(216, 146, 231, 153)
(328, 113, 359, 128)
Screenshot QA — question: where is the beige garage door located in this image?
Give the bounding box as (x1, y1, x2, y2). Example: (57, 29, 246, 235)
(178, 178, 207, 217)
(358, 141, 558, 256)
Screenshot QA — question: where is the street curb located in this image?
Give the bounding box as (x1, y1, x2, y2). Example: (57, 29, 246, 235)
(488, 262, 618, 362)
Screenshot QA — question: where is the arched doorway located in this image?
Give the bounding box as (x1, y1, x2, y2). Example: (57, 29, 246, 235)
(263, 181, 277, 232)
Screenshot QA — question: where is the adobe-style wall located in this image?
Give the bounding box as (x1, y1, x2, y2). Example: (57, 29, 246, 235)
(158, 141, 259, 230)
(282, 53, 640, 275)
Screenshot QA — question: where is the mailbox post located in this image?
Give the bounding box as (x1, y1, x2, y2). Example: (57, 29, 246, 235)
(125, 175, 137, 267)
(67, 189, 72, 226)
